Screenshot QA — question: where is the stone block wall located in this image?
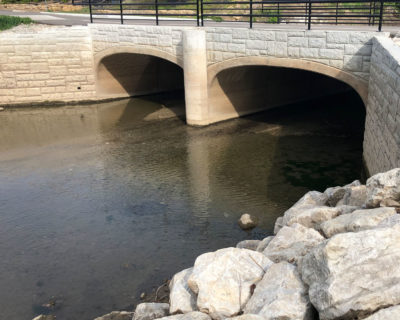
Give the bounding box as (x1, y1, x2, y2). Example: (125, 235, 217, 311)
(364, 37, 400, 175)
(205, 28, 387, 82)
(0, 26, 96, 105)
(90, 24, 184, 59)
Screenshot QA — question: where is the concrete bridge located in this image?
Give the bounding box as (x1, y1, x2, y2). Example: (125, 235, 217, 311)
(0, 24, 399, 174)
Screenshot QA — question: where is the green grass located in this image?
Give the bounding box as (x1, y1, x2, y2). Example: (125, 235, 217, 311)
(0, 15, 34, 31)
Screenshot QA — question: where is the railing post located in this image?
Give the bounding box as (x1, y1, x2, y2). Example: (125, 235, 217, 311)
(307, 0, 312, 30)
(336, 1, 338, 25)
(250, 0, 253, 28)
(378, 0, 383, 31)
(201, 0, 204, 26)
(88, 0, 93, 23)
(120, 0, 124, 24)
(156, 0, 159, 25)
(196, 0, 200, 26)
(277, 3, 280, 23)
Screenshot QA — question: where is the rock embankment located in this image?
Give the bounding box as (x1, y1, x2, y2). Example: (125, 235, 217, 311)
(45, 168, 400, 320)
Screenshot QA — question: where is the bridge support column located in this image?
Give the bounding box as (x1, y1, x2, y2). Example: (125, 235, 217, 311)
(183, 29, 209, 126)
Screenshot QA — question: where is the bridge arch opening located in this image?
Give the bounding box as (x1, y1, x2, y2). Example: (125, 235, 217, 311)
(207, 57, 367, 123)
(95, 49, 184, 100)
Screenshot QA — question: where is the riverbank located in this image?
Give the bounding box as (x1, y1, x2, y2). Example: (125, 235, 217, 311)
(89, 167, 400, 320)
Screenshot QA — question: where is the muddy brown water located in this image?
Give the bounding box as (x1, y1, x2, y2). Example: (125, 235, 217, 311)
(0, 91, 365, 319)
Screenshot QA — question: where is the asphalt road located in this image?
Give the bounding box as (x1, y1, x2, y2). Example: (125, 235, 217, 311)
(0, 9, 398, 32)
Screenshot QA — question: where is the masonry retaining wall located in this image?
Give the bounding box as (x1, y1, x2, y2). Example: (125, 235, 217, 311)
(364, 37, 400, 175)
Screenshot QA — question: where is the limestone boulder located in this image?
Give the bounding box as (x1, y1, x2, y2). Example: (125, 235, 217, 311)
(230, 315, 264, 320)
(94, 311, 133, 320)
(238, 214, 257, 230)
(273, 217, 284, 235)
(158, 312, 211, 320)
(283, 206, 343, 230)
(263, 223, 324, 264)
(32, 316, 56, 320)
(336, 185, 367, 207)
(187, 248, 273, 319)
(134, 303, 169, 320)
(366, 168, 400, 207)
(378, 214, 400, 227)
(300, 225, 400, 320)
(169, 268, 197, 314)
(255, 236, 274, 252)
(236, 240, 261, 251)
(244, 262, 314, 320)
(363, 305, 400, 320)
(324, 180, 361, 206)
(320, 207, 396, 238)
(280, 191, 328, 230)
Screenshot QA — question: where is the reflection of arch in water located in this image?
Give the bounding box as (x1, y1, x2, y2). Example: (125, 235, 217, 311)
(207, 57, 367, 124)
(95, 47, 184, 100)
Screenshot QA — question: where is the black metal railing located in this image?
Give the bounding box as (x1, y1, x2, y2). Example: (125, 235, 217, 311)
(83, 0, 400, 30)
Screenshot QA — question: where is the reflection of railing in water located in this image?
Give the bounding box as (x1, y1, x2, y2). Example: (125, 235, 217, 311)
(81, 0, 400, 30)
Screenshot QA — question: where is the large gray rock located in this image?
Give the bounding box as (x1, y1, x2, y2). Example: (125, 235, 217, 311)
(236, 240, 261, 251)
(363, 305, 400, 319)
(366, 168, 400, 208)
(324, 180, 361, 206)
(157, 312, 211, 320)
(378, 214, 400, 227)
(283, 206, 343, 230)
(32, 316, 56, 320)
(230, 315, 264, 320)
(263, 223, 324, 264)
(281, 192, 328, 227)
(169, 268, 197, 314)
(320, 207, 397, 238)
(273, 217, 284, 235)
(244, 262, 314, 320)
(134, 303, 169, 320)
(336, 185, 367, 207)
(300, 225, 400, 320)
(94, 311, 133, 320)
(255, 236, 274, 252)
(187, 248, 273, 319)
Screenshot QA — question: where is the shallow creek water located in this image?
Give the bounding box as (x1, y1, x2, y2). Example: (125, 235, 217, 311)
(0, 91, 365, 320)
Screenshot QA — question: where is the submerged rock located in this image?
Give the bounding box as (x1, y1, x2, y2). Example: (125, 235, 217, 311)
(236, 240, 261, 251)
(94, 311, 133, 320)
(134, 303, 169, 320)
(363, 305, 400, 319)
(320, 207, 397, 238)
(169, 268, 197, 314)
(157, 311, 211, 320)
(263, 223, 324, 264)
(300, 225, 400, 320)
(238, 214, 257, 230)
(244, 262, 314, 320)
(255, 236, 274, 252)
(366, 168, 400, 207)
(188, 248, 273, 319)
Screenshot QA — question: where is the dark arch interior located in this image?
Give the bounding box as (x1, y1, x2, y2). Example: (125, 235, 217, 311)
(97, 53, 184, 98)
(208, 65, 364, 121)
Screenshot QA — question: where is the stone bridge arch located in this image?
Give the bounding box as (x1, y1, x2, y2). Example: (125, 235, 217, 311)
(206, 56, 368, 124)
(94, 46, 184, 100)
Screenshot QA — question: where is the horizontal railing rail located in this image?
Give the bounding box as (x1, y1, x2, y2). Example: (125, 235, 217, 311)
(84, 0, 400, 30)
